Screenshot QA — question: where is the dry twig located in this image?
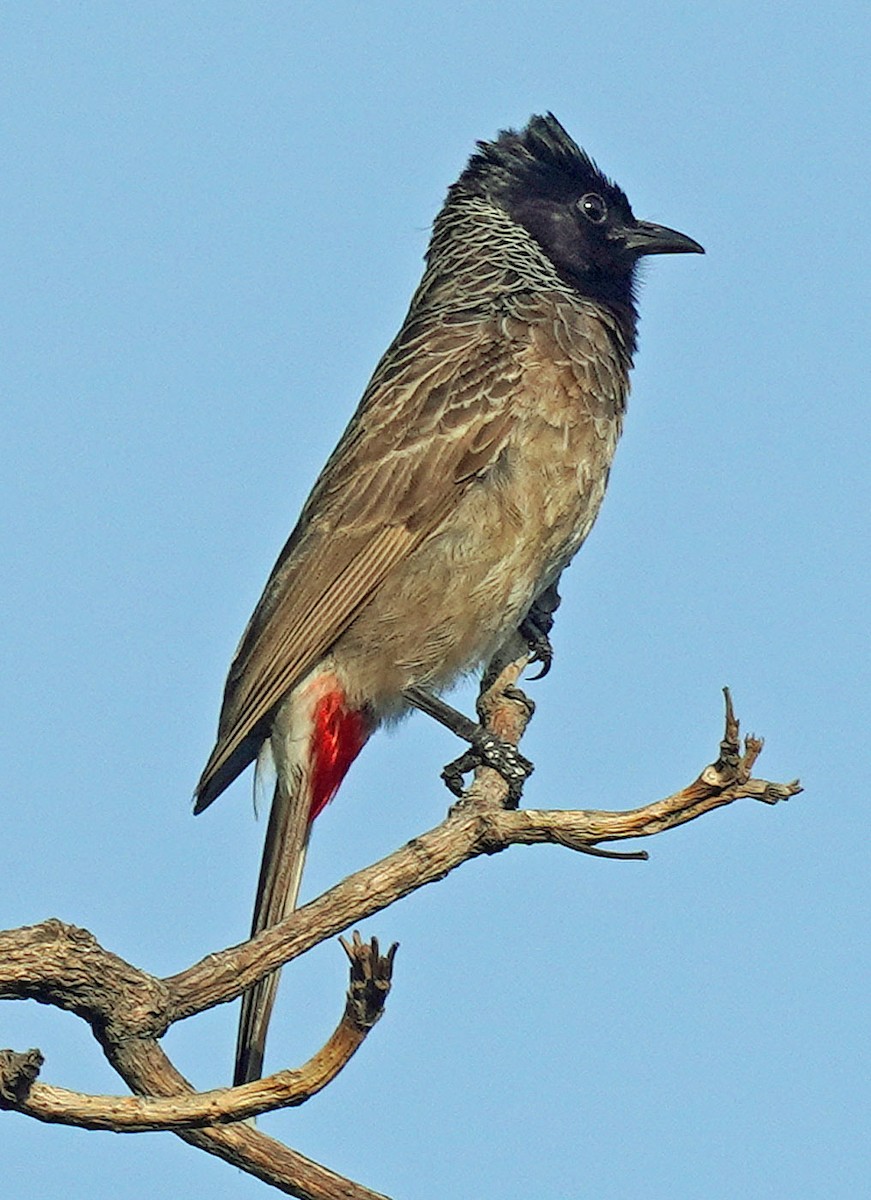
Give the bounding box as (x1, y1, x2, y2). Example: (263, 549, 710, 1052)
(0, 664, 800, 1198)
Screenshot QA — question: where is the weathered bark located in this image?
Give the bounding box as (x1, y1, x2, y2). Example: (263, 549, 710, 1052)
(0, 659, 800, 1199)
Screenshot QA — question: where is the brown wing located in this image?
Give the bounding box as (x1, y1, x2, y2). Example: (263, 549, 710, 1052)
(194, 308, 526, 809)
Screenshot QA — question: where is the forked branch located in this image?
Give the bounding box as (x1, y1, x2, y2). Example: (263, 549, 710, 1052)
(0, 664, 800, 1198)
(0, 933, 396, 1131)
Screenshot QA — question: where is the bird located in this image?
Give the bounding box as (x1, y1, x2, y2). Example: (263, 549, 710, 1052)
(194, 113, 703, 1086)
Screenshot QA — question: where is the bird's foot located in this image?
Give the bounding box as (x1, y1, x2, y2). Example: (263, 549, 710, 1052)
(403, 684, 534, 806)
(519, 582, 562, 680)
(441, 731, 533, 807)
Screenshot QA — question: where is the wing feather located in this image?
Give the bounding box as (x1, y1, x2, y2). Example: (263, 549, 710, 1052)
(195, 309, 528, 807)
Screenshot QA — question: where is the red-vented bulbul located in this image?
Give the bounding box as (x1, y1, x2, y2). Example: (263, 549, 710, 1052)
(195, 114, 703, 1085)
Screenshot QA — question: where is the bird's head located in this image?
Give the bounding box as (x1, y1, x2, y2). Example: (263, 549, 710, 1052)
(455, 113, 703, 310)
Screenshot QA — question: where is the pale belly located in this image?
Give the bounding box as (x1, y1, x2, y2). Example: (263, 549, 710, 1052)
(330, 404, 622, 713)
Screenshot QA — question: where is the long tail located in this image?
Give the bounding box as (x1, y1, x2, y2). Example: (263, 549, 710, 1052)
(233, 673, 370, 1086)
(233, 766, 310, 1086)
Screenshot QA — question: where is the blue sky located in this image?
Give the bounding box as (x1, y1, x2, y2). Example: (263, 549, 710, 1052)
(2, 4, 869, 1198)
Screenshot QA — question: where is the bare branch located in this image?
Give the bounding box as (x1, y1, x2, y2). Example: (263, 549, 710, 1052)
(0, 671, 800, 1197)
(0, 934, 397, 1132)
(103, 1036, 392, 1200)
(167, 675, 800, 1023)
(0, 919, 170, 1040)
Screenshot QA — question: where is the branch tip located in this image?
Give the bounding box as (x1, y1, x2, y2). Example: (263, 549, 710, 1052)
(576, 844, 649, 861)
(0, 1048, 44, 1107)
(339, 931, 398, 1029)
(722, 684, 739, 734)
(760, 779, 802, 804)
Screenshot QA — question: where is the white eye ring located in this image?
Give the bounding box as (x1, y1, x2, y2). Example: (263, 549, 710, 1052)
(579, 192, 607, 224)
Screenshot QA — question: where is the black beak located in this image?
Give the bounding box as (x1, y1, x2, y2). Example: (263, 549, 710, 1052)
(623, 219, 705, 257)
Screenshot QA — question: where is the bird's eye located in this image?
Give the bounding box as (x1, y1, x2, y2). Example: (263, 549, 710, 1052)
(579, 193, 607, 224)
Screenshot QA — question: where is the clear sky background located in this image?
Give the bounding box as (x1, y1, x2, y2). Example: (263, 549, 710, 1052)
(2, 4, 869, 1198)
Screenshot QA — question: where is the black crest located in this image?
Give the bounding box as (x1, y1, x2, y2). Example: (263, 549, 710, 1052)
(456, 112, 631, 219)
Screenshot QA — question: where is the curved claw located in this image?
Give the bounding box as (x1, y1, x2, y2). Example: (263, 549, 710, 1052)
(518, 617, 553, 680)
(519, 583, 561, 681)
(526, 652, 552, 681)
